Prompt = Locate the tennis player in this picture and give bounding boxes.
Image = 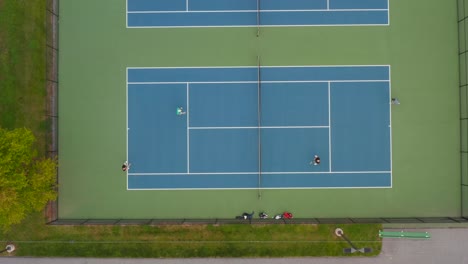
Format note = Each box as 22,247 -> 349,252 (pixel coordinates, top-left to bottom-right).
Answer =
177,107 -> 186,115
310,155 -> 320,166
122,161 -> 131,171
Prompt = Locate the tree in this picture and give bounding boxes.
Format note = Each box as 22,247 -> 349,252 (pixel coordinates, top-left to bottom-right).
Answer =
0,127 -> 57,230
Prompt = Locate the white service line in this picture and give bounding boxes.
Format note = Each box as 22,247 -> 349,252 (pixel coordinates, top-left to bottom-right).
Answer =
188,126 -> 329,130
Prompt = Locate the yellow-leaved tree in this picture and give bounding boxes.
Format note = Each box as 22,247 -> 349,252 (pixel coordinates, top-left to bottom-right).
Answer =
0,127 -> 57,231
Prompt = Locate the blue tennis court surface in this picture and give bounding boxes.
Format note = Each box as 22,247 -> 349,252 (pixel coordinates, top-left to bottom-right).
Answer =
127,0 -> 389,28
127,65 -> 392,190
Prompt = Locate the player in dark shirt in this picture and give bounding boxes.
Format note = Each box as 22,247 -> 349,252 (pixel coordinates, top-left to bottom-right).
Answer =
310,155 -> 320,166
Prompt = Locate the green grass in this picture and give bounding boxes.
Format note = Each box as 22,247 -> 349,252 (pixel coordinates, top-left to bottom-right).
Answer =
1,213 -> 381,257
0,0 -> 47,153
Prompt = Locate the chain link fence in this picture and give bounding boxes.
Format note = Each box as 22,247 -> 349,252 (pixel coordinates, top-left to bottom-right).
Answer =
458,0 -> 468,218
45,0 -> 59,223
47,217 -> 468,226
45,0 -> 468,225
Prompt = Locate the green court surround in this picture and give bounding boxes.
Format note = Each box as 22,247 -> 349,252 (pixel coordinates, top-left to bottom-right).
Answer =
58,0 -> 461,219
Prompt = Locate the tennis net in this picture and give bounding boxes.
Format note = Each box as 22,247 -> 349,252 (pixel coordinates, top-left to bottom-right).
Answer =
256,0 -> 261,37
257,55 -> 262,198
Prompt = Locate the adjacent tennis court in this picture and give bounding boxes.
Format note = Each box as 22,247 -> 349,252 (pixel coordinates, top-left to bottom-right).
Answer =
127,66 -> 391,190
127,0 -> 390,27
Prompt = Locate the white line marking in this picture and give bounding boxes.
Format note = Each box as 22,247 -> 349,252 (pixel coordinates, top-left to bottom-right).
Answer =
189,126 -> 329,130
128,80 -> 390,85
128,171 -> 391,176
127,10 -> 251,14
389,65 -> 393,188
387,0 -> 390,25
127,9 -> 388,14
127,24 -> 390,28
126,0 -> 128,28
126,65 -> 392,189
187,83 -> 190,173
327,0 -> 330,10
328,81 -> 332,172
129,82 -> 193,85
326,8 -> 388,12
126,67 -> 129,190
265,171 -> 391,174
127,65 -> 391,69
190,127 -> 258,130
128,186 -> 392,190
186,0 -> 189,12
126,65 -> 393,190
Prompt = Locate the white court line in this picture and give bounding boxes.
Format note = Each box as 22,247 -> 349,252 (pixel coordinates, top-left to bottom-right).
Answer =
265,171 -> 391,174
128,186 -> 391,191
127,9 -> 388,14
328,81 -> 332,172
327,0 -> 330,10
186,0 -> 189,12
389,65 -> 393,188
126,68 -> 129,190
126,65 -> 392,188
186,83 -> 190,173
127,65 -> 391,69
129,171 -> 391,176
128,10 -> 253,14
266,8 -> 389,12
260,65 -> 390,68
387,0 -> 391,25
127,24 -> 390,28
129,186 -> 392,191
128,80 -> 390,85
189,126 -> 329,130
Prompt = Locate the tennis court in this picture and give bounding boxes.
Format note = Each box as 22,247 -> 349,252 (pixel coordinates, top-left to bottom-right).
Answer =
58,0 -> 460,219
127,66 -> 391,190
127,0 -> 389,27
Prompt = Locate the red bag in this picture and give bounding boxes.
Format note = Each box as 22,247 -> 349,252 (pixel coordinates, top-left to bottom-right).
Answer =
283,212 -> 293,219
